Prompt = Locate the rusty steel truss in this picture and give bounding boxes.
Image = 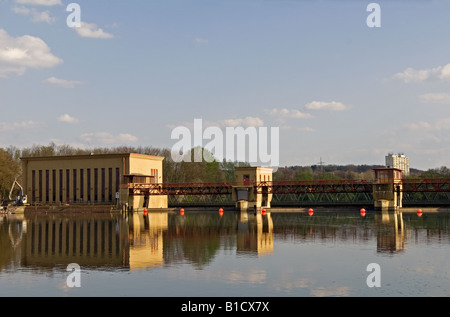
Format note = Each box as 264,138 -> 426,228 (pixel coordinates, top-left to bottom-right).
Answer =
127,178 -> 450,207
402,178 -> 450,206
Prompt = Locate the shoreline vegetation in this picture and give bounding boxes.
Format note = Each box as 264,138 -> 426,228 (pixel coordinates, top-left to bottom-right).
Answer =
1,142 -> 450,202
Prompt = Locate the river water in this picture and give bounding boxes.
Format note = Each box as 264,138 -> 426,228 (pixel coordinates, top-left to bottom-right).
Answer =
0,209 -> 449,298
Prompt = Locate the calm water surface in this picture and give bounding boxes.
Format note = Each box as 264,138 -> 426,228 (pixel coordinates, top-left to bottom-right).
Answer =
0,209 -> 449,297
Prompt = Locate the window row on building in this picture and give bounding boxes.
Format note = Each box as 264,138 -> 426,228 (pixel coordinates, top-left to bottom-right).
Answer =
30,167 -> 121,204
21,153 -> 167,209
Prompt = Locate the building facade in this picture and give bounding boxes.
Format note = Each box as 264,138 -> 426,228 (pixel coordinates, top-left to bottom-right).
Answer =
233,167 -> 273,210
385,153 -> 410,176
21,153 -> 167,209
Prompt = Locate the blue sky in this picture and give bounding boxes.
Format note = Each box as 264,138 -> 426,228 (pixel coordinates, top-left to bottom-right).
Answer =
1,0 -> 450,170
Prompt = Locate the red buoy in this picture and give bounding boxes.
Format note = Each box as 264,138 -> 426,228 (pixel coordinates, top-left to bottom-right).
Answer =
262,208 -> 266,216
180,208 -> 185,216
143,208 -> 148,216
219,208 -> 224,216
360,208 -> 366,217
417,209 -> 423,217
308,208 -> 314,216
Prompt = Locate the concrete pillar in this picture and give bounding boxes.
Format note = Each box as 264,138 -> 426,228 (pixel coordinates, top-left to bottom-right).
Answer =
373,168 -> 403,212
233,167 -> 273,212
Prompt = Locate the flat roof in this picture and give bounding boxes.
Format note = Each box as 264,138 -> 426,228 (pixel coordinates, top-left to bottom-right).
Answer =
20,153 -> 165,161
235,166 -> 273,171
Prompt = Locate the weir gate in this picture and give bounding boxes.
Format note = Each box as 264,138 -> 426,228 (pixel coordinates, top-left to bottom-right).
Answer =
127,168 -> 450,210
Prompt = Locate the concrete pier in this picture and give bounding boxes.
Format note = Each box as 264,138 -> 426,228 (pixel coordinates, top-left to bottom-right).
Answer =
372,168 -> 403,212
232,167 -> 273,212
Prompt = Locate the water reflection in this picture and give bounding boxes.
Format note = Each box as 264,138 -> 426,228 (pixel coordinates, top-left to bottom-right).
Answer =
236,211 -> 273,256
163,211 -> 273,269
375,211 -> 404,253
0,210 -> 449,273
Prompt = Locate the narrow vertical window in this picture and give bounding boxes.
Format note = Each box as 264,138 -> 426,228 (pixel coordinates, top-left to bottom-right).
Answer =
32,170 -> 36,203
94,168 -> 98,202
45,170 -> 49,203
108,168 -> 113,202
80,169 -> 84,202
115,168 -> 120,195
66,169 -> 70,203
73,169 -> 77,202
52,170 -> 56,202
38,170 -> 43,202
101,168 -> 106,202
87,168 -> 91,202
59,170 -> 63,203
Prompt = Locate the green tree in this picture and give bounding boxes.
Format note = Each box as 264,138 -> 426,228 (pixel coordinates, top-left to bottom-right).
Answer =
294,167 -> 314,181
0,148 -> 21,201
420,166 -> 450,178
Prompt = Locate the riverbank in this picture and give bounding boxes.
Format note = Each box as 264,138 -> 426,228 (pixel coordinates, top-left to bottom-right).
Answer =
23,204 -> 116,215
14,204 -> 450,215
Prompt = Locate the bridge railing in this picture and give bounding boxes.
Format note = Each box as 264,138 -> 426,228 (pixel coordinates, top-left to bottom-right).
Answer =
126,178 -> 450,196
401,178 -> 450,192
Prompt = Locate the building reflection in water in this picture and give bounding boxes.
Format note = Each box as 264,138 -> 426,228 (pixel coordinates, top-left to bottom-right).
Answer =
128,212 -> 167,270
1,210 -> 448,272
375,210 -> 405,253
12,212 -> 170,271
236,211 -> 273,256
21,214 -> 129,269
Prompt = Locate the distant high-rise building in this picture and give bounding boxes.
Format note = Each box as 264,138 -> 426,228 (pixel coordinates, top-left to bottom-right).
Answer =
385,153 -> 410,176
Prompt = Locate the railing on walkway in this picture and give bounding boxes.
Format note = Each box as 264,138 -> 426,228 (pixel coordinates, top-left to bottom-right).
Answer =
127,178 -> 450,207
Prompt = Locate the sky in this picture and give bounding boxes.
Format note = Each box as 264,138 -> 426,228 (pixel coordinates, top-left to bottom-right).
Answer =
1,0 -> 450,171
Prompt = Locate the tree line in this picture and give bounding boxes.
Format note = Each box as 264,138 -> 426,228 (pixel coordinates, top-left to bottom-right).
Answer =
0,143 -> 247,200
1,142 -> 449,200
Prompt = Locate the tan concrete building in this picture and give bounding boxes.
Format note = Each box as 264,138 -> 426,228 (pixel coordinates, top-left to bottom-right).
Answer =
233,167 -> 273,210
372,168 -> 403,211
21,153 -> 167,210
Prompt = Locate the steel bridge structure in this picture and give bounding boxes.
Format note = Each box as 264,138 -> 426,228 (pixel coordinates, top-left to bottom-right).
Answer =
127,178 -> 450,207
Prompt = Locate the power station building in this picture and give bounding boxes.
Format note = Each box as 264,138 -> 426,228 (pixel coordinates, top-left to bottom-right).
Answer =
21,153 -> 167,210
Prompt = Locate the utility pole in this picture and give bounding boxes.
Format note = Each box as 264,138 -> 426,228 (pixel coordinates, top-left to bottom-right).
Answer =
317,157 -> 326,175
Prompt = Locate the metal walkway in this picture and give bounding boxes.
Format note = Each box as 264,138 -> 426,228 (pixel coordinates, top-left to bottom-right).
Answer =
127,178 -> 450,207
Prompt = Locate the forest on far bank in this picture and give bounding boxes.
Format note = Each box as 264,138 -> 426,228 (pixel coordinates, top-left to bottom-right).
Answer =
1,143 -> 449,200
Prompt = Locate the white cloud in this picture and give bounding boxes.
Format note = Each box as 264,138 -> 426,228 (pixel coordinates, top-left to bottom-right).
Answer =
80,132 -> 138,145
74,22 -> 114,39
267,108 -> 313,119
221,116 -> 264,128
44,77 -> 84,88
436,118 -> 450,130
406,121 -> 431,131
394,63 -> 450,83
405,118 -> 450,131
419,93 -> 450,105
58,114 -> 79,124
0,29 -> 62,77
0,120 -> 43,131
12,6 -> 55,23
117,133 -> 139,143
195,37 -> 208,43
14,0 -> 62,6
305,101 -> 349,111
